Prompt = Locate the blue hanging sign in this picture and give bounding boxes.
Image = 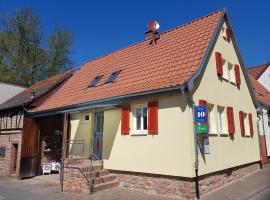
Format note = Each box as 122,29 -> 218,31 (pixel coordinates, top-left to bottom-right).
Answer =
194,106 -> 208,123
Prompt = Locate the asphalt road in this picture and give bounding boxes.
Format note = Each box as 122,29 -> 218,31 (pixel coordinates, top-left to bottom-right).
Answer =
0,177 -> 64,200
0,176 -> 180,200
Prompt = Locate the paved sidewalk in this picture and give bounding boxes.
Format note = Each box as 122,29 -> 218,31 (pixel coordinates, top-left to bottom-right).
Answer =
202,164 -> 270,200
1,165 -> 270,200
0,176 -> 181,200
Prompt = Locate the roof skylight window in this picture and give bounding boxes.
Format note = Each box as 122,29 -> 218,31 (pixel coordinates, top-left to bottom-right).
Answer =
88,75 -> 103,87
105,71 -> 121,84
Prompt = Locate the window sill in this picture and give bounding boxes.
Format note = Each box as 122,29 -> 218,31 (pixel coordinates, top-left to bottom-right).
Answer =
80,121 -> 89,124
219,132 -> 229,136
209,132 -> 218,136
131,132 -> 148,136
222,77 -> 229,82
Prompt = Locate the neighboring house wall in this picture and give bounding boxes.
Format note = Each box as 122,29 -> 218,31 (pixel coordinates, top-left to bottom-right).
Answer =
0,82 -> 25,104
258,107 -> 270,156
69,94 -> 195,177
193,21 -> 260,176
258,65 -> 270,91
0,111 -> 24,176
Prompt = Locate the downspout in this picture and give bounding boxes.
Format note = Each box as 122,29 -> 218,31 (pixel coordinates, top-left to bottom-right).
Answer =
259,106 -> 268,165
261,107 -> 267,141
256,107 -> 263,169
181,85 -> 200,199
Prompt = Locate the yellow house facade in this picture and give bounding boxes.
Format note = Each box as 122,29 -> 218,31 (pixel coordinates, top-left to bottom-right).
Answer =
67,20 -> 260,178
30,10 -> 261,199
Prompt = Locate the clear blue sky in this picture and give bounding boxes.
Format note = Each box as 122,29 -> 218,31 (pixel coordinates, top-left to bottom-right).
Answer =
1,0 -> 269,68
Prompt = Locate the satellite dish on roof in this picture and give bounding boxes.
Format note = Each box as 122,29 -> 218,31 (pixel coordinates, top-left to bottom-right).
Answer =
147,20 -> 160,32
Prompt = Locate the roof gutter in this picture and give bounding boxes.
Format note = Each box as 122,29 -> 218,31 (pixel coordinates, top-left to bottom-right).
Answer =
30,85 -> 182,118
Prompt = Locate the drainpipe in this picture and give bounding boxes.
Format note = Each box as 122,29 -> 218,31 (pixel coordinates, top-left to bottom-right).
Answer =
181,86 -> 200,199
260,107 -> 267,143
256,107 -> 263,169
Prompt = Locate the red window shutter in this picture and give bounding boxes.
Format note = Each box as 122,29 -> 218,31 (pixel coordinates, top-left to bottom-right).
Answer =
121,105 -> 130,135
226,27 -> 231,42
148,101 -> 158,134
215,52 -> 223,76
248,113 -> 254,137
239,111 -> 245,136
234,64 -> 241,86
199,99 -> 208,106
226,107 -> 235,134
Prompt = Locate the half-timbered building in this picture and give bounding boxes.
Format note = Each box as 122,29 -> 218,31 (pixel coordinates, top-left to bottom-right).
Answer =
0,71 -> 73,177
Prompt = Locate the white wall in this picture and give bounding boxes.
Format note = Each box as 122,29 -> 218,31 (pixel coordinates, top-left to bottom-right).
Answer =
258,65 -> 270,91
259,107 -> 270,156
0,82 -> 25,104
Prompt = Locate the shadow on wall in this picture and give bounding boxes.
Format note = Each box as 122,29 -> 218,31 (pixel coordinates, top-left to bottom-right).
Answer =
69,113 -> 92,158
158,94 -> 189,113
103,109 -> 121,160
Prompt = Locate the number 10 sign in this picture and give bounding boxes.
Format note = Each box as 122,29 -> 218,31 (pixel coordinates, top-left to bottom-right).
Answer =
194,106 -> 208,123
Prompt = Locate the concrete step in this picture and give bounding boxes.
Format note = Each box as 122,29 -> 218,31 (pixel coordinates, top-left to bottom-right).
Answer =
94,180 -> 119,192
86,169 -> 109,178
93,174 -> 117,184
91,163 -> 103,171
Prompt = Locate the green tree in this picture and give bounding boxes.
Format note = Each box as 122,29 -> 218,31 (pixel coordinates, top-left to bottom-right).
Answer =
46,27 -> 73,77
0,8 -> 73,86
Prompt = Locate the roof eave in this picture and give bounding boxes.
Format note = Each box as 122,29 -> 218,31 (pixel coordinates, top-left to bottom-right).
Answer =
186,10 -> 225,91
29,85 -> 182,118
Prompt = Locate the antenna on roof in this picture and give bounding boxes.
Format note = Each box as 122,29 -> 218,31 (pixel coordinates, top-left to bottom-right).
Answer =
145,20 -> 160,45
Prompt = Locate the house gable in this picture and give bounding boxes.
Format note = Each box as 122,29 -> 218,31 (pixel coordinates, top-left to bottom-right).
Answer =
192,16 -> 260,175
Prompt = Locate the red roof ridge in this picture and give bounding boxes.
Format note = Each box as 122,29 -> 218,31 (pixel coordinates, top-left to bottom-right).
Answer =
248,61 -> 270,69
248,61 -> 270,79
80,9 -> 225,68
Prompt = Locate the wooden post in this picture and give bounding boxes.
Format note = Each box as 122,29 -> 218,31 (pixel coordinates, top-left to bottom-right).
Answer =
61,113 -> 69,192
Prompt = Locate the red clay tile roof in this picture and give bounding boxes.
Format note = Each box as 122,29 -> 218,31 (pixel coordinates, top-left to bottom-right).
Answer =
30,10 -> 224,113
0,71 -> 73,111
248,74 -> 270,106
248,62 -> 269,80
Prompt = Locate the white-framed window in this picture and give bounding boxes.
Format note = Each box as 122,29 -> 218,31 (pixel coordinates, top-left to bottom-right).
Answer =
221,60 -> 235,84
222,59 -> 228,80
81,113 -> 90,124
217,106 -> 227,134
244,113 -> 250,136
208,104 -> 217,134
132,105 -> 148,134
228,62 -> 235,83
